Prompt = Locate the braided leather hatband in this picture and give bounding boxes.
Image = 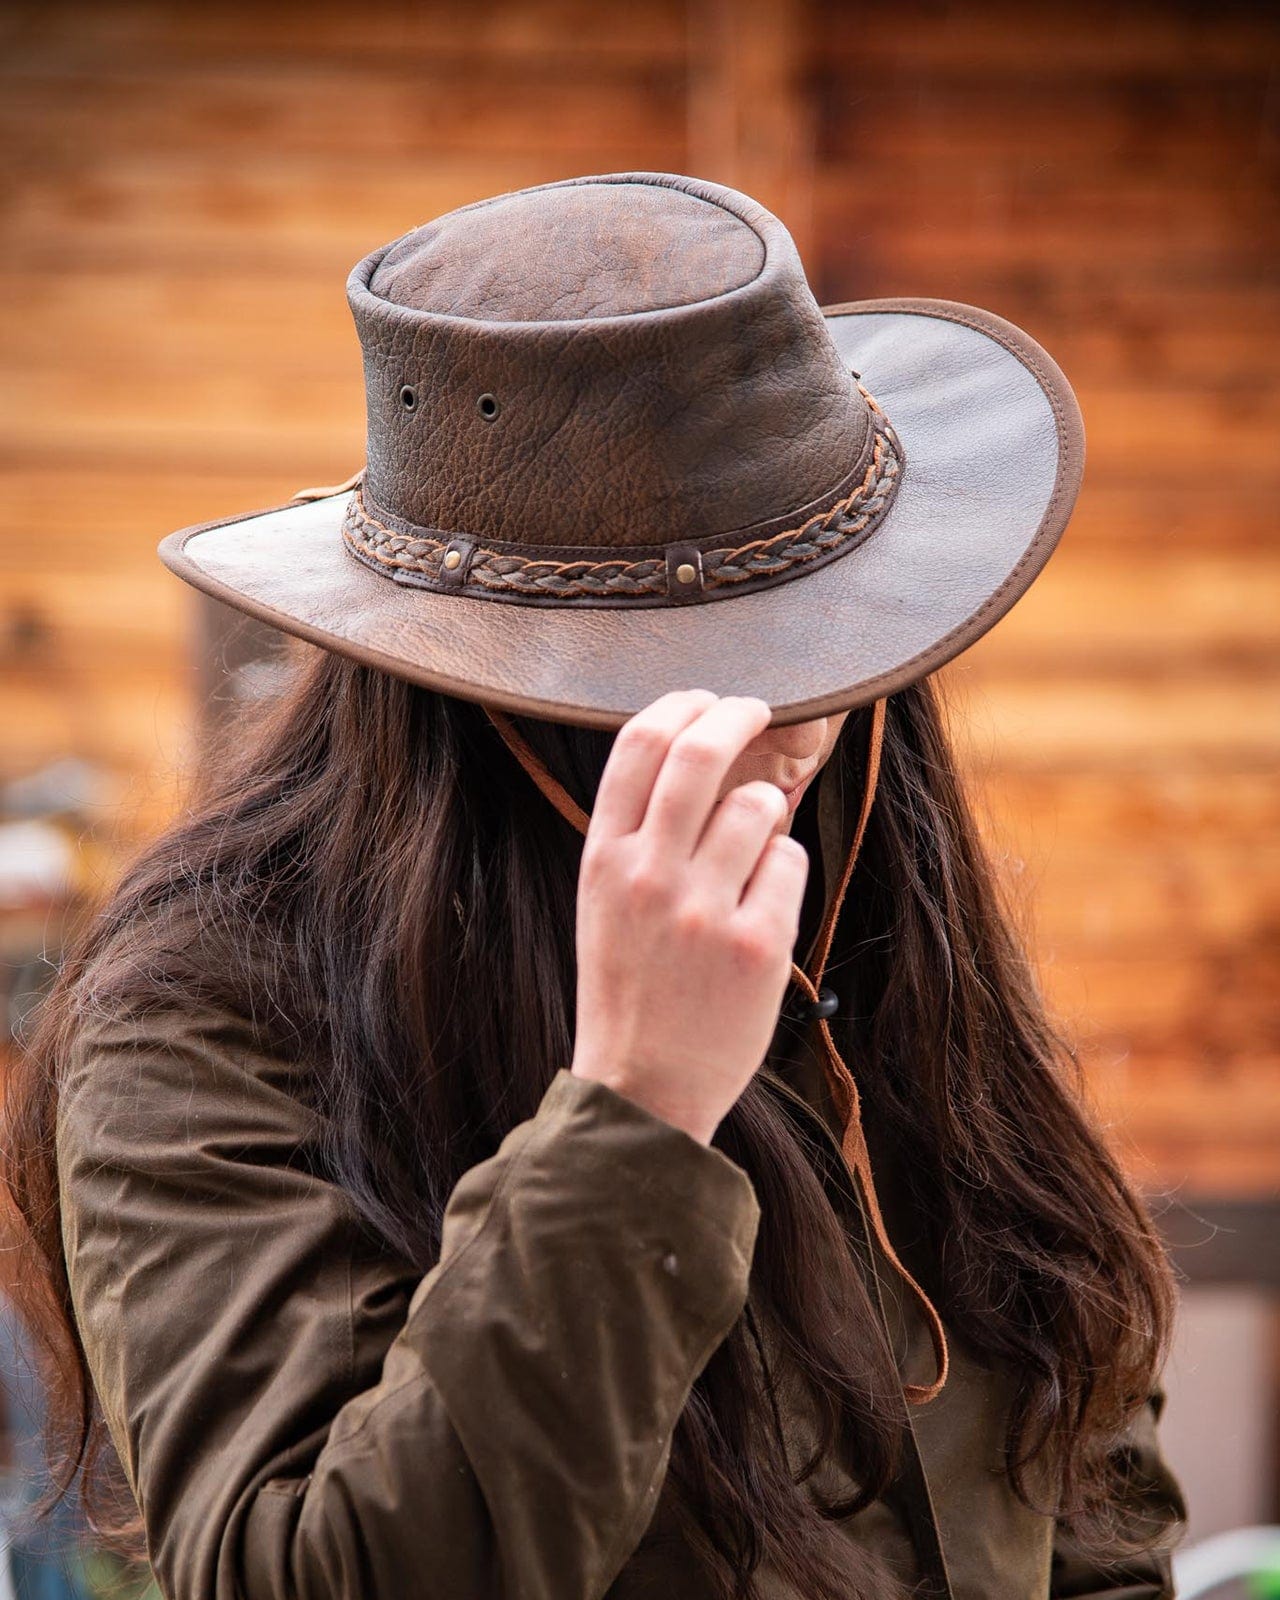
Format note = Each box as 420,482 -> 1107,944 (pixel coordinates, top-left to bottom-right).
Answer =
339,382 -> 905,608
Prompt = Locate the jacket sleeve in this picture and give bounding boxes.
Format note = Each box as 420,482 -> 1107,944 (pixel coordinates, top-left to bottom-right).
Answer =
55,1004 -> 760,1600
1049,1388 -> 1188,1600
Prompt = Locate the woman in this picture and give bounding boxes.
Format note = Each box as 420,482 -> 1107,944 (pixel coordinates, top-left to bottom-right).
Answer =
3,173 -> 1185,1600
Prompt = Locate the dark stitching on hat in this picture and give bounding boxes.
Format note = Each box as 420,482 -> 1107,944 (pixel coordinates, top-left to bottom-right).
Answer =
342,386 -> 902,604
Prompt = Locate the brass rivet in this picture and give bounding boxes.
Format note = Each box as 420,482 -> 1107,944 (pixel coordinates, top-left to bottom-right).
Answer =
443,549 -> 462,571
676,562 -> 697,584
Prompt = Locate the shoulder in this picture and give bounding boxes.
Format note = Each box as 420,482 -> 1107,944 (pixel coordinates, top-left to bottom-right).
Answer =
52,997 -> 419,1559
56,996 -> 324,1183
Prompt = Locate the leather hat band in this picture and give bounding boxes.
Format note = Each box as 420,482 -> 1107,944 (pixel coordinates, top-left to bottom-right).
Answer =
340,382 -> 904,609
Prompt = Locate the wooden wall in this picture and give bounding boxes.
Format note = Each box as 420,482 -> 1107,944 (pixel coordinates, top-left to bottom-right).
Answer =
1,0 -> 1276,1197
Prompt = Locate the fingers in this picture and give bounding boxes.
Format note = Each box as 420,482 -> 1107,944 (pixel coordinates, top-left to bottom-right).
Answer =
641,696 -> 774,858
693,779 -> 791,906
738,831 -> 810,941
588,689 -> 718,841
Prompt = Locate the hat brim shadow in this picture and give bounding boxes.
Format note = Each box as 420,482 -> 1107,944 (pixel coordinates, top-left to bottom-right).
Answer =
158,297 -> 1083,730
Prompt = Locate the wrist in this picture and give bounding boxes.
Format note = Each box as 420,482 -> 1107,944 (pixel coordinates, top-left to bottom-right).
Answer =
568,1062 -> 717,1146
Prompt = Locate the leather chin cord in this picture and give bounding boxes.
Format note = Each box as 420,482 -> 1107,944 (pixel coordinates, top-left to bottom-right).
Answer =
482,700 -> 949,1406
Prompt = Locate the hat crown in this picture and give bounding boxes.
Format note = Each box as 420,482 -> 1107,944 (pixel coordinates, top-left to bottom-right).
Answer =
346,172 -> 873,552
366,179 -> 765,323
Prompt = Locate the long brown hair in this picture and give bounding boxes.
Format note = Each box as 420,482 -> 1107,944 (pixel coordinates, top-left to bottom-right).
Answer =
2,647 -> 1176,1599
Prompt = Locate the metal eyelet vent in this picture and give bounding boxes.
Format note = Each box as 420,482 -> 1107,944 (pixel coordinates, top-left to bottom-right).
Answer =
399,384 -> 418,411
477,392 -> 499,420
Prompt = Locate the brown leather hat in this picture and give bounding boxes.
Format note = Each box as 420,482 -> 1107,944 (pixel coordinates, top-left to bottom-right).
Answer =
159,170 -> 1084,729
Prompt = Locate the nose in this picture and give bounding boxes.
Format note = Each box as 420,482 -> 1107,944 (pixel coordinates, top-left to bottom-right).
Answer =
752,717 -> 826,763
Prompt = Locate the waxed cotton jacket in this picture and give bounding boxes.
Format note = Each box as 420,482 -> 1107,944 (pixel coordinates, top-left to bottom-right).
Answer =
55,755 -> 1187,1600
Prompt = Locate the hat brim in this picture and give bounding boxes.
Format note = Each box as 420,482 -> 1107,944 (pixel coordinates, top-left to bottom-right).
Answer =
158,297 -> 1082,730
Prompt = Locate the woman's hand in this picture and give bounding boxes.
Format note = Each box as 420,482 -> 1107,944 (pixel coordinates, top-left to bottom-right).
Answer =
570,690 -> 810,1145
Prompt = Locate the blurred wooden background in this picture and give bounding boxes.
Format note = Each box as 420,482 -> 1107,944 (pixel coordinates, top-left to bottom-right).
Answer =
0,0 -> 1277,1202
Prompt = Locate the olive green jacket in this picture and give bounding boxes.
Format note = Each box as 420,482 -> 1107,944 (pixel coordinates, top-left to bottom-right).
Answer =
56,762 -> 1185,1599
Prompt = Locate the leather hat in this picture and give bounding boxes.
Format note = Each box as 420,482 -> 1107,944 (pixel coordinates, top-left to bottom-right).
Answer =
158,171 -> 1084,729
